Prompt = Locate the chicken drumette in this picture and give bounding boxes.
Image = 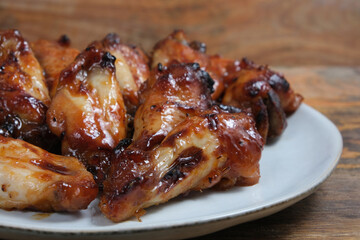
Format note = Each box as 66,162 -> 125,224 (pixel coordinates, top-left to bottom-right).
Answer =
93,33 -> 150,114
47,44 -> 127,185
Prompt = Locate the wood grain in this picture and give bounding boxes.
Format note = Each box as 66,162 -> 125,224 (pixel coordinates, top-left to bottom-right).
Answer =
1,0 -> 359,66
192,67 -> 360,239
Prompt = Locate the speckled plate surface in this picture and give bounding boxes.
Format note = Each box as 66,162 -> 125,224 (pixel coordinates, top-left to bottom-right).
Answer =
0,104 -> 342,240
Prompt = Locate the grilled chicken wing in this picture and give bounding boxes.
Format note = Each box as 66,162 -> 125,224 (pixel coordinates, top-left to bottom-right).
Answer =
0,135 -> 98,211
223,58 -> 303,115
100,63 -> 263,222
152,30 -> 229,100
133,62 -> 214,150
0,30 -> 57,150
47,45 -> 127,185
32,35 -> 80,98
152,31 -> 303,141
222,58 -> 303,140
93,33 -> 150,114
101,109 -> 263,222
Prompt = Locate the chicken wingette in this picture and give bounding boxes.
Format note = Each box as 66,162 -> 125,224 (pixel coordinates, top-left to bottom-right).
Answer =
0,135 -> 98,212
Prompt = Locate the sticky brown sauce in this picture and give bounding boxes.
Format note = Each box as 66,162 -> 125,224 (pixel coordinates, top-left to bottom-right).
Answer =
30,159 -> 71,175
160,146 -> 204,192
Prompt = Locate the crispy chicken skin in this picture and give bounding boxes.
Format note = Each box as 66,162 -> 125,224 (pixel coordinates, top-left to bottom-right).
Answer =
133,62 -> 214,150
32,35 -> 80,98
100,63 -> 263,222
0,30 -> 57,150
222,58 -> 303,140
152,30 -> 229,100
47,45 -> 127,185
0,136 -> 98,212
93,33 -> 150,114
223,58 -> 303,115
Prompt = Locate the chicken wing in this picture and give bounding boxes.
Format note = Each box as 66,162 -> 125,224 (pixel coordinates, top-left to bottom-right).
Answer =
223,58 -> 303,115
152,31 -> 303,141
47,45 -> 127,185
152,30 -> 229,100
100,63 -> 263,222
101,108 -> 263,222
32,35 -> 80,98
93,33 -> 150,114
222,58 -> 303,141
133,62 -> 214,150
0,30 -> 57,150
0,135 -> 98,212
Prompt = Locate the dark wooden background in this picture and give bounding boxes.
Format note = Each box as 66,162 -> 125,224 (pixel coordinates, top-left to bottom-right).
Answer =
1,0 -> 359,239
1,0 -> 359,66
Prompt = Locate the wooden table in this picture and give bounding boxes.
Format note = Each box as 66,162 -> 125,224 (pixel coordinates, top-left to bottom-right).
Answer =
1,0 -> 359,239
192,67 -> 360,239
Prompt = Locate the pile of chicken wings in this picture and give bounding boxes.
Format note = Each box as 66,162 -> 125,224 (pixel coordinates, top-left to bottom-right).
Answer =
0,29 -> 302,222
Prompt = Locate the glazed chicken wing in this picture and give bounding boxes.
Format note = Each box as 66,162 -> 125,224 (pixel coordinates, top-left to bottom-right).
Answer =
223,58 -> 303,115
152,31 -> 303,142
222,58 -> 303,140
100,63 -> 263,222
32,35 -> 80,98
0,30 -> 57,150
101,108 -> 263,222
93,33 -> 150,114
152,30 -> 229,100
0,135 -> 98,212
133,62 -> 214,150
47,45 -> 127,185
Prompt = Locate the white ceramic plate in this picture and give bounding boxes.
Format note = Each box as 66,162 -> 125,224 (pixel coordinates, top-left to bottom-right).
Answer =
0,104 -> 342,240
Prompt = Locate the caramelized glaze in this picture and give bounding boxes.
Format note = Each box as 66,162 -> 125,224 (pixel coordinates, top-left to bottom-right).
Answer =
223,58 -> 303,115
0,136 -> 98,212
0,30 -> 58,150
47,45 -> 127,185
93,33 -> 150,114
152,30 -> 229,100
152,30 -> 303,142
222,58 -> 303,141
32,35 -> 80,98
133,62 -> 214,150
